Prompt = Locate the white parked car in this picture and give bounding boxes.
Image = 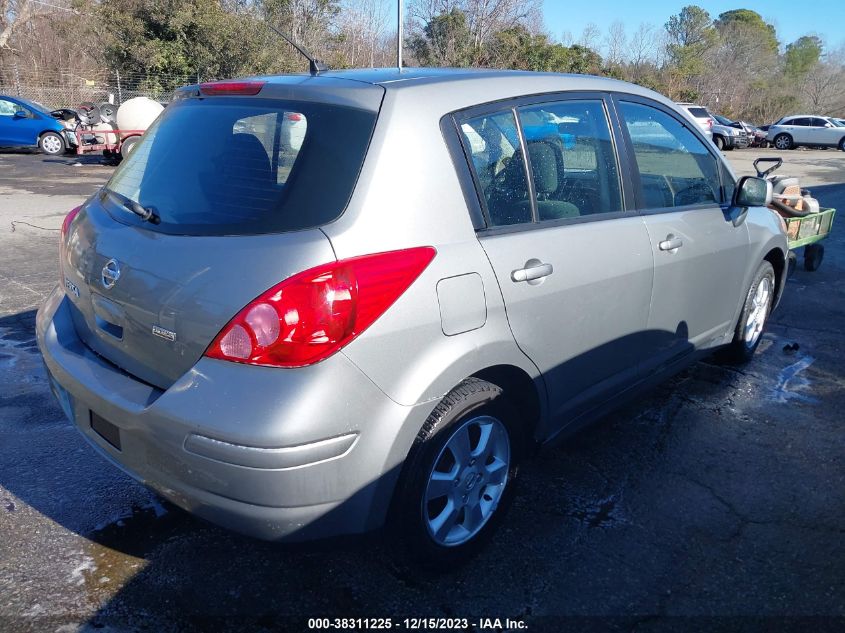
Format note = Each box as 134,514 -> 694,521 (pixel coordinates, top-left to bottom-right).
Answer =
676,103 -> 713,139
767,115 -> 845,151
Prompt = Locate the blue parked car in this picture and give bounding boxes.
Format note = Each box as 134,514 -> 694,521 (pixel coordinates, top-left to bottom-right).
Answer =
0,95 -> 74,155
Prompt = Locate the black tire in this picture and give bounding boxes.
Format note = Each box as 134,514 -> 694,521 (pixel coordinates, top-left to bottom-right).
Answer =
714,135 -> 725,151
719,261 -> 776,364
773,133 -> 793,151
787,251 -> 797,278
839,137 -> 845,151
120,135 -> 140,158
804,243 -> 824,271
390,378 -> 524,569
38,131 -> 65,155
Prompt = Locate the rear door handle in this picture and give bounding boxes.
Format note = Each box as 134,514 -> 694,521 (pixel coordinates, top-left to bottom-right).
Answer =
659,235 -> 684,251
511,260 -> 553,283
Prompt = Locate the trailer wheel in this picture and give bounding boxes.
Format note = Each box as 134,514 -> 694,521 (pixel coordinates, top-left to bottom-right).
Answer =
804,244 -> 824,272
120,135 -> 140,158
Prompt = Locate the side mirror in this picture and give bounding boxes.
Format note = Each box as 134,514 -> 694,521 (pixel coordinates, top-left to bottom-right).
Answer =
13,110 -> 27,118
734,175 -> 772,208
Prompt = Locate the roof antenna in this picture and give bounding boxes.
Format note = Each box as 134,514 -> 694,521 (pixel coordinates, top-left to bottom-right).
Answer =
266,23 -> 328,76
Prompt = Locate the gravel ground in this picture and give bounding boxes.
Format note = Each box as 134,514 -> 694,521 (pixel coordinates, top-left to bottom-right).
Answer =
0,148 -> 843,632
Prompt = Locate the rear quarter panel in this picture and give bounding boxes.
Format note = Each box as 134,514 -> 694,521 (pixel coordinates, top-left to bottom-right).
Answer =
323,86 -> 545,413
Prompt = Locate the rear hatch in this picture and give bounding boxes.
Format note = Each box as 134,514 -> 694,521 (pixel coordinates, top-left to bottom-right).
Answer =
61,80 -> 383,389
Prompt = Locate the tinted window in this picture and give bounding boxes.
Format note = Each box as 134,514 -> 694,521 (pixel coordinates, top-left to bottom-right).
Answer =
789,118 -> 809,126
620,101 -> 720,209
810,118 -> 829,127
687,107 -> 710,118
459,110 -> 531,227
517,100 -> 622,219
104,98 -> 376,236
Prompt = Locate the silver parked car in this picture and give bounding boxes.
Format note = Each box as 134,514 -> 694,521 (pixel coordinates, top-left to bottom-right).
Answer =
767,114 -> 845,150
37,69 -> 788,565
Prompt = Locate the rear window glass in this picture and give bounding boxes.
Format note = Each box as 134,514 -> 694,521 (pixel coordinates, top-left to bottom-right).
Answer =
103,97 -> 377,235
687,107 -> 710,118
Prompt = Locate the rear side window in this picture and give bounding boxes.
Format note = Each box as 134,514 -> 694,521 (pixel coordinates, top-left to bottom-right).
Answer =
0,99 -> 18,116
459,110 -> 531,227
619,101 -> 720,209
104,98 -> 377,235
517,99 -> 622,219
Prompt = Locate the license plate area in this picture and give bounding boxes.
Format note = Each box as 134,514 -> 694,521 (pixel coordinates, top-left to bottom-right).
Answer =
90,411 -> 122,450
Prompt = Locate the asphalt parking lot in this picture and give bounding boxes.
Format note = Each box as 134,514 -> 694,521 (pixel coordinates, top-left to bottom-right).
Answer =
1,147 -> 843,632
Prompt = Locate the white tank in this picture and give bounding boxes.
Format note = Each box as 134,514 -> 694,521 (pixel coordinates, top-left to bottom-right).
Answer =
91,122 -> 118,145
116,97 -> 164,132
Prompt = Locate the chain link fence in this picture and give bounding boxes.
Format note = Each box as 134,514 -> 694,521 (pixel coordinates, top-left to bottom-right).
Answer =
0,65 -> 205,110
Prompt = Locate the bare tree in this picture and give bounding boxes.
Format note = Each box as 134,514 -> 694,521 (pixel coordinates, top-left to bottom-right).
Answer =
337,0 -> 391,67
804,59 -> 845,115
579,22 -> 600,51
603,20 -> 625,67
463,0 -> 541,49
0,0 -> 70,51
405,0 -> 541,64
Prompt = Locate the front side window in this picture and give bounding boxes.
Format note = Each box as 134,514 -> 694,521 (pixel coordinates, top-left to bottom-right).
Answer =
517,100 -> 623,219
619,101 -> 720,209
459,110 -> 531,227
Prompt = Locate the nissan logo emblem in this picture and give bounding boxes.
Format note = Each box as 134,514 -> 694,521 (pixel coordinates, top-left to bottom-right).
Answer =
101,259 -> 121,290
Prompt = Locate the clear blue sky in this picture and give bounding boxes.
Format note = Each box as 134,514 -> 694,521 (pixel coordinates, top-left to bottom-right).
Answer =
543,0 -> 845,52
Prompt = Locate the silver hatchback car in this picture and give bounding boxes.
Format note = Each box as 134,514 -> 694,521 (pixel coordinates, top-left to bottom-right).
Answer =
37,69 -> 787,565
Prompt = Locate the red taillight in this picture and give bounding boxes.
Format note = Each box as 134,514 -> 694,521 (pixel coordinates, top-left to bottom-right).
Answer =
199,81 -> 265,96
286,112 -> 303,122
205,247 -> 437,367
61,206 -> 81,240
707,118 -> 714,129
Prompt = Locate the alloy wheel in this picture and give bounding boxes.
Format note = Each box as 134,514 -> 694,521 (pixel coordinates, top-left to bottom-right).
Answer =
744,276 -> 771,347
41,135 -> 62,154
423,415 -> 510,547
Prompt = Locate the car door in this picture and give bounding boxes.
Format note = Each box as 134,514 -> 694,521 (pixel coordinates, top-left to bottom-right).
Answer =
810,117 -> 836,145
0,98 -> 24,146
0,98 -> 41,146
455,95 -> 654,428
614,98 -> 750,372
790,118 -> 811,144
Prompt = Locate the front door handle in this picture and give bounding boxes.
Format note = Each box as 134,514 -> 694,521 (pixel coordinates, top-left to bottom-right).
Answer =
659,235 -> 684,251
511,260 -> 553,284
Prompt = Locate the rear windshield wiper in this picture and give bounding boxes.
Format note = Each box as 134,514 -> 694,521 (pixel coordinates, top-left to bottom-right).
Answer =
104,188 -> 161,225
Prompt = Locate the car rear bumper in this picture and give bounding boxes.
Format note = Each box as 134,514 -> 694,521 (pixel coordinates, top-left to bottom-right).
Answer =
36,285 -> 430,541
